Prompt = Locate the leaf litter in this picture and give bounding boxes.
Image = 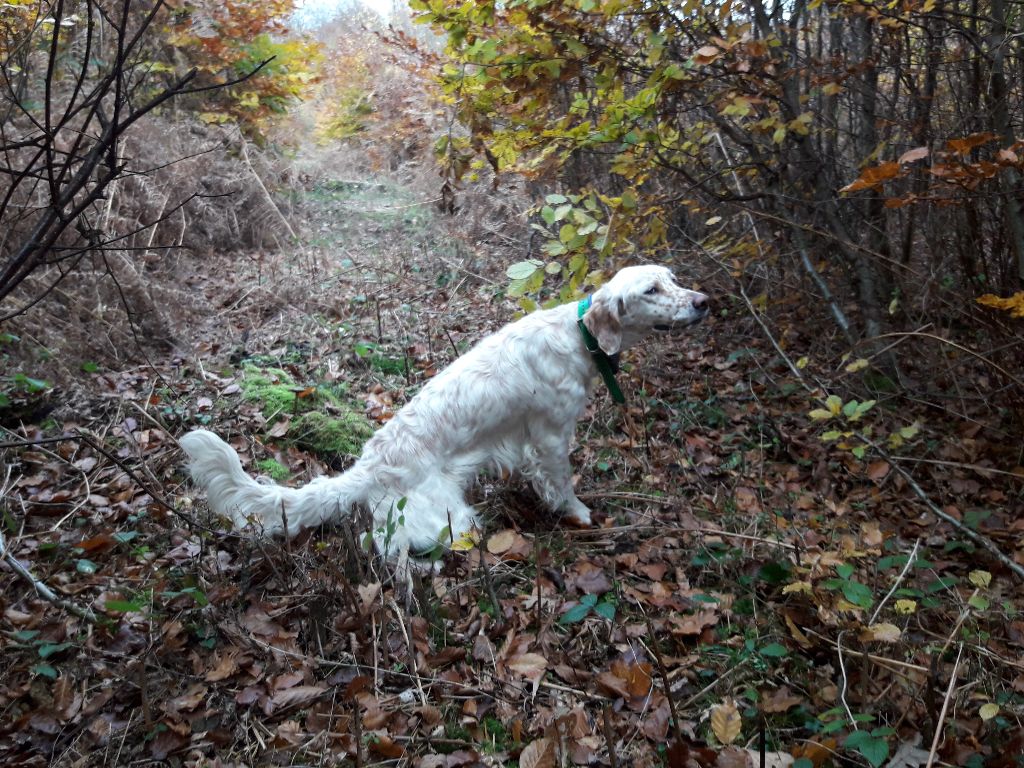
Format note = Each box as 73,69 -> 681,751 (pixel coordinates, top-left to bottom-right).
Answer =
2,177 -> 1024,767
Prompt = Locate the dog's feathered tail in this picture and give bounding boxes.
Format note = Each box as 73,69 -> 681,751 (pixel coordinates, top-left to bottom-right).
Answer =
179,429 -> 369,536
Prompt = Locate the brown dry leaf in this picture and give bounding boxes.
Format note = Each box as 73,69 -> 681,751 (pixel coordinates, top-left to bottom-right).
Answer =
369,734 -> 405,759
507,653 -> 548,681
519,737 -> 556,768
792,738 -> 837,766
898,146 -> 929,164
150,728 -> 189,760
859,622 -> 902,643
866,460 -> 891,482
205,652 -> 241,682
715,747 -> 753,768
669,609 -> 719,636
734,487 -> 762,513
358,581 -> 382,613
710,699 -> 742,745
267,416 -> 291,438
784,613 -> 813,648
612,659 -> 653,700
860,520 -> 885,547
570,560 -> 612,594
761,685 -> 803,713
270,685 -> 326,711
162,684 -> 208,715
487,529 -> 518,554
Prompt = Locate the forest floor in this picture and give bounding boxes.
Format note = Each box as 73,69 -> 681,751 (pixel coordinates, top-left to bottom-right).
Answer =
2,165 -> 1024,768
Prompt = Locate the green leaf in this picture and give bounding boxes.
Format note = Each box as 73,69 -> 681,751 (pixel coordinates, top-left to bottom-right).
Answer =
559,602 -> 594,624
849,399 -> 877,422
104,598 -> 146,613
38,642 -> 74,659
545,194 -> 568,204
844,730 -> 889,767
507,260 -> 543,280
32,664 -> 58,679
80,361 -> 100,373
76,559 -> 98,574
559,223 -> 578,243
835,563 -> 855,580
541,205 -> 556,225
594,601 -> 616,620
759,642 -> 789,657
842,580 -> 874,608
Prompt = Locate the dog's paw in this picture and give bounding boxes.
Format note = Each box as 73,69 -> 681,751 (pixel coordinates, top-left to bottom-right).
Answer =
562,499 -> 593,528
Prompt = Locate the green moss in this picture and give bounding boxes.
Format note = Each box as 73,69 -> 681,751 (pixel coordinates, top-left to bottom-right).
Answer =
291,410 -> 374,457
256,458 -> 290,482
238,365 -> 374,459
240,366 -> 301,421
369,354 -> 407,376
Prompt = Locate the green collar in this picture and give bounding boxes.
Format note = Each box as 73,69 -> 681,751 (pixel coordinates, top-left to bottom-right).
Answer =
577,296 -> 626,404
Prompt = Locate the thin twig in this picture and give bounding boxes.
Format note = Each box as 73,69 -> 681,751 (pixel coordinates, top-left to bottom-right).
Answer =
869,538 -> 920,625
924,644 -> 963,768
0,528 -> 97,623
861,436 -> 1024,583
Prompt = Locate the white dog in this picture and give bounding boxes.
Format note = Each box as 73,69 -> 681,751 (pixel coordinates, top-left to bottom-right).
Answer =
180,265 -> 708,557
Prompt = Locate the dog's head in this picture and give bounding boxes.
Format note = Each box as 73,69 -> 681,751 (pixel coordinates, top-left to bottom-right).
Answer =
582,265 -> 709,355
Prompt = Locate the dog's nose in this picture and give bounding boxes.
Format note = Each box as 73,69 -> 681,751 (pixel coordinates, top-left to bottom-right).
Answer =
693,294 -> 709,312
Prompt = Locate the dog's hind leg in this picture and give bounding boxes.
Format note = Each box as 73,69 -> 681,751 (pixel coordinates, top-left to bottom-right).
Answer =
368,477 -> 479,558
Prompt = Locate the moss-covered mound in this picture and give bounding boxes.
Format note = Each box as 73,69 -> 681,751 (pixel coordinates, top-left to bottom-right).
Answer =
240,365 -> 374,458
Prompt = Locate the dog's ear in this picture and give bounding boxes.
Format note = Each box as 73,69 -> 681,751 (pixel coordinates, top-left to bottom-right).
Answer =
583,296 -> 622,355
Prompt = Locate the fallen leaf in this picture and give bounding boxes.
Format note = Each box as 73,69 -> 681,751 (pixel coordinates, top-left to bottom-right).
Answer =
270,685 -> 326,711
519,737 -> 556,768
859,622 -> 901,643
507,653 -> 548,681
761,685 -> 803,713
710,699 -> 742,745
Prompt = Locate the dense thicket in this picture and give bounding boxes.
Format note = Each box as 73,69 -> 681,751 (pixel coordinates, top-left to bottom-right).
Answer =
412,0 -> 1024,346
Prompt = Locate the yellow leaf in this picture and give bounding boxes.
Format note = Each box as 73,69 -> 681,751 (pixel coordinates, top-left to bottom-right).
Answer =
796,356 -> 809,369
977,292 -> 1024,318
894,599 -> 917,615
845,358 -> 869,373
450,529 -> 481,551
710,699 -> 742,745
809,409 -> 834,421
969,570 -> 992,589
826,395 -> 843,416
783,580 -> 813,595
979,702 -> 1000,721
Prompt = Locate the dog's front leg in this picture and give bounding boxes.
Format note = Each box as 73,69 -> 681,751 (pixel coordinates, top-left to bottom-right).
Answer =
525,422 -> 592,526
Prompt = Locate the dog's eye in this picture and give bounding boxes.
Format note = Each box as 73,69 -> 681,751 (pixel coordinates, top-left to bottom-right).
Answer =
644,285 -> 660,295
